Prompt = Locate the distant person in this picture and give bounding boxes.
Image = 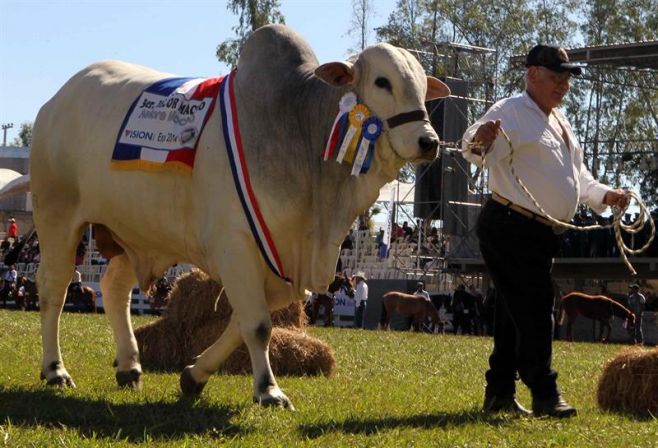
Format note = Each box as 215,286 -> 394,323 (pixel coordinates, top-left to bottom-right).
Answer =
414,282 -> 431,302
75,240 -> 86,266
402,221 -> 413,239
353,272 -> 368,329
1,264 -> 17,304
341,230 -> 354,251
0,238 -> 11,254
6,218 -> 18,243
627,284 -> 646,344
68,267 -> 82,297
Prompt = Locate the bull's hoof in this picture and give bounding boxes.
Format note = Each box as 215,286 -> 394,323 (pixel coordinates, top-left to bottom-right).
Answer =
43,374 -> 76,388
180,366 -> 206,396
40,364 -> 76,388
253,389 -> 296,411
116,369 -> 142,389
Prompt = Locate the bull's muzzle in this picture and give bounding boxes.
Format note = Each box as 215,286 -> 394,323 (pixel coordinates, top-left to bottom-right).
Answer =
418,136 -> 439,159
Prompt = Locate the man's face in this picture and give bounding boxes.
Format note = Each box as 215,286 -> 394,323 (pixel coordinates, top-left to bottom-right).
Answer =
528,66 -> 571,111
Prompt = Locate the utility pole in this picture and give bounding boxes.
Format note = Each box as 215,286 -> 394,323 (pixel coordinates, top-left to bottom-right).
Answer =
1,123 -> 14,146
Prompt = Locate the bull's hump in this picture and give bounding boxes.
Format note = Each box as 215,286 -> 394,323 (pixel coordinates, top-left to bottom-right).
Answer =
84,60 -> 175,83
238,24 -> 318,70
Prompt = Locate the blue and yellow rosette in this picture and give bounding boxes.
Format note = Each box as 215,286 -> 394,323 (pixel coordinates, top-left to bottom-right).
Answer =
351,116 -> 383,175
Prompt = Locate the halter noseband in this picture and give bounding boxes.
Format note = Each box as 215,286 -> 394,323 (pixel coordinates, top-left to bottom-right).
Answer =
386,109 -> 430,129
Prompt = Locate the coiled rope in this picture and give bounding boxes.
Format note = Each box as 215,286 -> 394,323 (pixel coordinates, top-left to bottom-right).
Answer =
480,127 -> 655,276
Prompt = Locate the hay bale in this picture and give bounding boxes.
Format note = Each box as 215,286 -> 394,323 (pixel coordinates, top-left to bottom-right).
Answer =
597,346 -> 658,416
135,270 -> 334,376
221,327 -> 335,377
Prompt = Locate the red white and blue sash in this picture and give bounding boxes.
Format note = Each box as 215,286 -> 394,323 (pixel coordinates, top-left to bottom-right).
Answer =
219,71 -> 291,284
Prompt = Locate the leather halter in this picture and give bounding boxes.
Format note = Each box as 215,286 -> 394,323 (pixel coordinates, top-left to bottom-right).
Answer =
386,109 -> 430,129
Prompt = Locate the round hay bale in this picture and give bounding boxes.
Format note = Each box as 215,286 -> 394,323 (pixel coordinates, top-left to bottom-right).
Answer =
597,346 -> 658,416
221,327 -> 336,377
135,270 -> 334,376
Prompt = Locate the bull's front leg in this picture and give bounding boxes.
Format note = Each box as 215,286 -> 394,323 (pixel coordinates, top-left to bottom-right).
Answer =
181,251 -> 294,409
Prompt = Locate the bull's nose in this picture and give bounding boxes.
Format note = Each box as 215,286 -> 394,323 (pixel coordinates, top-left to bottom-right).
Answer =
418,136 -> 439,154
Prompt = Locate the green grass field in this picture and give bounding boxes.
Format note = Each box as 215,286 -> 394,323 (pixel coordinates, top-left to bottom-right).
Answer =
0,309 -> 655,447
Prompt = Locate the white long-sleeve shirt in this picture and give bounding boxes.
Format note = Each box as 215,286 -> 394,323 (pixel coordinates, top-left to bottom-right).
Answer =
461,92 -> 611,222
354,281 -> 368,307
415,289 -> 431,301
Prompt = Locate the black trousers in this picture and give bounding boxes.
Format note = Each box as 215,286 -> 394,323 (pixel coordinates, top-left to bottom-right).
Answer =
477,200 -> 560,399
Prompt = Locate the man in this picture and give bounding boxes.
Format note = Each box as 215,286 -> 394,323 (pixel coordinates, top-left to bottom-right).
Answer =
461,44 -> 630,418
1,264 -> 17,304
414,282 -> 431,302
68,267 -> 82,296
6,218 -> 17,244
353,271 -> 368,329
627,284 -> 646,344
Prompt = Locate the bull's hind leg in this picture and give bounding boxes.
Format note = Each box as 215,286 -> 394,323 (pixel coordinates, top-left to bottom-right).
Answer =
35,222 -> 85,387
99,253 -> 142,388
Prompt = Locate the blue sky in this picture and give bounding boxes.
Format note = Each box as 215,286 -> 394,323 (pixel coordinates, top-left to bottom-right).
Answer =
0,0 -> 397,137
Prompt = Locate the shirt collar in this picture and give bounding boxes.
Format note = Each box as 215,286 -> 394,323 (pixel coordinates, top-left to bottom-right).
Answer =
521,91 -> 550,118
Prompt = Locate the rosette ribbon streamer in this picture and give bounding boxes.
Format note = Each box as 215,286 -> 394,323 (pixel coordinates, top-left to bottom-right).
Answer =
337,103 -> 370,163
322,92 -> 356,161
323,92 -> 384,175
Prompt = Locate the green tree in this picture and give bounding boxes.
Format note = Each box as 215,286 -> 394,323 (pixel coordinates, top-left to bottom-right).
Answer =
574,0 -> 658,206
216,0 -> 285,67
347,0 -> 376,53
11,122 -> 32,147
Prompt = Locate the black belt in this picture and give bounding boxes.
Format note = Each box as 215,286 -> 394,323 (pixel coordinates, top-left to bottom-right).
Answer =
491,192 -> 553,227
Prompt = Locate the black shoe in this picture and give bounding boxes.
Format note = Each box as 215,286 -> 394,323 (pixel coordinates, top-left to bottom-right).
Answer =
532,394 -> 578,418
483,394 -> 531,415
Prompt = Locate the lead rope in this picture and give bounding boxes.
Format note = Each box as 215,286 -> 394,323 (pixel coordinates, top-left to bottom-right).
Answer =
482,127 -> 655,276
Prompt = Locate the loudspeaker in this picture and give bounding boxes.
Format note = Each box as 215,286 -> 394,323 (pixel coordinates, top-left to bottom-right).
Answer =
414,77 -> 469,236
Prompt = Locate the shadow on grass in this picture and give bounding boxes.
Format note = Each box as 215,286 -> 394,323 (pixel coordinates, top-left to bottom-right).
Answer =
0,386 -> 248,442
299,407 -> 514,438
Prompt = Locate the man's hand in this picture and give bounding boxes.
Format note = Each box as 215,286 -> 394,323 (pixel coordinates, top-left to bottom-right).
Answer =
603,189 -> 631,209
468,119 -> 501,155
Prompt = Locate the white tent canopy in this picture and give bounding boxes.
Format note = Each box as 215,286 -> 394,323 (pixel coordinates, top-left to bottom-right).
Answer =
0,168 -> 22,190
377,180 -> 415,204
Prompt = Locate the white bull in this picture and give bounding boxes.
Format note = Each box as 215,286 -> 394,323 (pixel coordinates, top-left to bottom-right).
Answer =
16,25 -> 449,409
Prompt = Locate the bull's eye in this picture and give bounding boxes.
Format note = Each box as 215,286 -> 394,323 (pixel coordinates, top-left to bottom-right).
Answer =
375,77 -> 392,92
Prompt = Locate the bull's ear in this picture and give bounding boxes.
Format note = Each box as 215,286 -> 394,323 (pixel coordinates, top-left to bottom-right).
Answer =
426,76 -> 450,100
315,62 -> 355,87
